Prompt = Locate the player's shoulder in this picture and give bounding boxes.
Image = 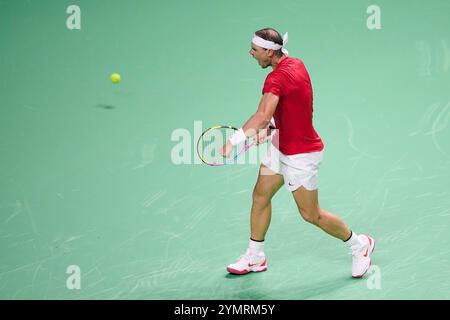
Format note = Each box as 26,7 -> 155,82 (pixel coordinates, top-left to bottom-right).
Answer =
282,56 -> 304,67
275,57 -> 303,72
266,57 -> 301,78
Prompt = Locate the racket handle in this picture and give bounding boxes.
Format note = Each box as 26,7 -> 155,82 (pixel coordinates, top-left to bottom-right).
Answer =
233,141 -> 255,160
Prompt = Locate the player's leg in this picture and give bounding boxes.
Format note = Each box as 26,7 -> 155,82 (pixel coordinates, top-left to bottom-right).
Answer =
291,186 -> 375,278
291,186 -> 350,240
227,164 -> 283,275
251,164 -> 284,241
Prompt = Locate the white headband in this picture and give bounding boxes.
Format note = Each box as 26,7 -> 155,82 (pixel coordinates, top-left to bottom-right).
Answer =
252,32 -> 289,55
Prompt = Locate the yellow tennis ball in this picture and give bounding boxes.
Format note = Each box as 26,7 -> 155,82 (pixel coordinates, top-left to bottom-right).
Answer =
110,73 -> 121,84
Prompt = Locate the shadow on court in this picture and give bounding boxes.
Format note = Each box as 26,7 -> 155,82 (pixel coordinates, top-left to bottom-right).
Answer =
95,103 -> 116,110
223,273 -> 356,300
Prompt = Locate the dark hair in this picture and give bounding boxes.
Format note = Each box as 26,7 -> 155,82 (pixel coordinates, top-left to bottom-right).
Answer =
255,28 -> 283,57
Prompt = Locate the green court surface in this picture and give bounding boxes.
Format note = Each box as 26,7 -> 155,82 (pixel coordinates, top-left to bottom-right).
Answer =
1,0 -> 449,300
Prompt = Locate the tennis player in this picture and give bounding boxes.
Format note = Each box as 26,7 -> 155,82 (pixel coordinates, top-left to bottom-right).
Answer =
220,28 -> 375,278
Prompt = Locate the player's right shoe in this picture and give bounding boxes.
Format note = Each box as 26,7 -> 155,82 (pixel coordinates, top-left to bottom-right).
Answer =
226,249 -> 267,275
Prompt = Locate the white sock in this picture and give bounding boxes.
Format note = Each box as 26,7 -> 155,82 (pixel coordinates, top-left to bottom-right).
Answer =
344,231 -> 361,247
249,239 -> 265,256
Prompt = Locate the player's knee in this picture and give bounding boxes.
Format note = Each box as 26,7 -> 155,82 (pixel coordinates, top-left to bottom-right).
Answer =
252,187 -> 270,205
300,209 -> 321,225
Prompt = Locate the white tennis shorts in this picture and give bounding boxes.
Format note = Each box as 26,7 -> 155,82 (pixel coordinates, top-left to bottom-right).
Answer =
261,144 -> 323,192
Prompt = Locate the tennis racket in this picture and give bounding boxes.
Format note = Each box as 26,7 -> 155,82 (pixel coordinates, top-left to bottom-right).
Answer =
196,124 -> 275,166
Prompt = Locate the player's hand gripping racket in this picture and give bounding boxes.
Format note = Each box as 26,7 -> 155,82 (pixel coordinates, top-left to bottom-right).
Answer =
196,124 -> 275,166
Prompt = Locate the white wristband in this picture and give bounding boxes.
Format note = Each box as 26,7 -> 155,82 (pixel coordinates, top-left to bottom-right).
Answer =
229,128 -> 246,146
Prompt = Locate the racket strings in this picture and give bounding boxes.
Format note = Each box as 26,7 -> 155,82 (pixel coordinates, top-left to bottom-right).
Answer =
198,127 -> 247,166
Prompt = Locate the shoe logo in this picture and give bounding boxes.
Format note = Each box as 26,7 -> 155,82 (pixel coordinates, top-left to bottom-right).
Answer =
363,247 -> 369,257
248,259 -> 266,267
363,236 -> 372,257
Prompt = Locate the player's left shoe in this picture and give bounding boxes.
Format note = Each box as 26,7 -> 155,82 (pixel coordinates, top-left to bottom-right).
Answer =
350,234 -> 376,278
226,249 -> 267,275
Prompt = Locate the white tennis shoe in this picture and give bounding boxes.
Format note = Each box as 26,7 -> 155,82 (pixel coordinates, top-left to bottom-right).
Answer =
350,234 -> 376,278
226,249 -> 267,275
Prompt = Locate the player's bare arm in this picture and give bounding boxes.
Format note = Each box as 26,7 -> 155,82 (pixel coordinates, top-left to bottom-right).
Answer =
219,93 -> 279,157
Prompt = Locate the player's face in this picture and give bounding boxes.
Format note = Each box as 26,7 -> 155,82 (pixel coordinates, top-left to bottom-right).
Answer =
249,44 -> 270,68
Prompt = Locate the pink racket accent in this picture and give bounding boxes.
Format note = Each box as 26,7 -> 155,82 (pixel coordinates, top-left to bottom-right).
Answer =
207,141 -> 256,166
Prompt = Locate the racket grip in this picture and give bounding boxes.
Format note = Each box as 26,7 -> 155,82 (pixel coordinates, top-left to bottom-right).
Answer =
233,142 -> 254,160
